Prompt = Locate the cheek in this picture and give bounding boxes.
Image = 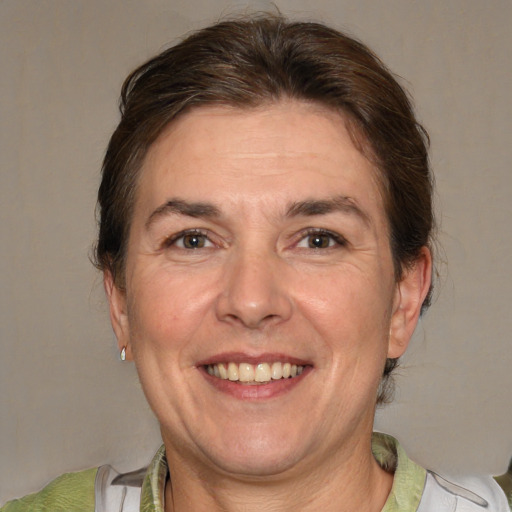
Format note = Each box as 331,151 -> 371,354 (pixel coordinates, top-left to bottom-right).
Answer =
293,267 -> 395,368
126,266 -> 217,352
296,265 -> 394,327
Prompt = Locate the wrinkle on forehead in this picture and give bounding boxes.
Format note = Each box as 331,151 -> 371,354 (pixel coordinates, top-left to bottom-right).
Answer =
137,99 -> 387,232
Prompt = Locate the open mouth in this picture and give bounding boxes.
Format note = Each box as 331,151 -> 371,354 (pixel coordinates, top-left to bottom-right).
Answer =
205,362 -> 306,385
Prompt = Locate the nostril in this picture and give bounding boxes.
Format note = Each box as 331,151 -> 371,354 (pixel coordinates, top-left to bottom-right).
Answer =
222,310 -> 287,330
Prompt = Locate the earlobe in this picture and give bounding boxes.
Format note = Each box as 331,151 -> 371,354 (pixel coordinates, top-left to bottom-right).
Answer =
388,247 -> 432,359
103,271 -> 133,361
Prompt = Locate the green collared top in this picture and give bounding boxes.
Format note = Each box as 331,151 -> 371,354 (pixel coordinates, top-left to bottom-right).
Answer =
2,434 -> 509,511
137,433 -> 427,512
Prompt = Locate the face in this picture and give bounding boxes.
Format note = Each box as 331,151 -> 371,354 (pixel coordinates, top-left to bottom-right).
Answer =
107,101 -> 429,478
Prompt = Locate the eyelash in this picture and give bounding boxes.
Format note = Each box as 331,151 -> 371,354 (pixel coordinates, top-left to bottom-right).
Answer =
161,228 -> 347,251
162,229 -> 212,250
296,228 -> 347,250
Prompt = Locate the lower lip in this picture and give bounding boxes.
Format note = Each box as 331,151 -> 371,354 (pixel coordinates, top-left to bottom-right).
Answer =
201,366 -> 311,400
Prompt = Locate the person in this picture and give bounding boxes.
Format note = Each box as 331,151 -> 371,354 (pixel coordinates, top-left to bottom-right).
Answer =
2,13 -> 510,512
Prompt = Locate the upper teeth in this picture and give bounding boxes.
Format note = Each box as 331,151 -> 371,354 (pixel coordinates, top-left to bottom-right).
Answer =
206,362 -> 304,383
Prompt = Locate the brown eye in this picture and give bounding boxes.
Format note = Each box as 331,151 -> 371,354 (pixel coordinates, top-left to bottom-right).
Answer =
161,229 -> 216,253
296,230 -> 346,250
182,233 -> 207,249
307,233 -> 331,249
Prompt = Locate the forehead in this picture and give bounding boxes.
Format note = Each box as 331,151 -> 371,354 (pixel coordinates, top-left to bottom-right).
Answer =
136,100 -> 386,224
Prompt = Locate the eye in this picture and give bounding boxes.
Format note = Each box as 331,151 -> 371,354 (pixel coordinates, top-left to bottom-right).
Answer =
296,229 -> 345,249
164,230 -> 213,250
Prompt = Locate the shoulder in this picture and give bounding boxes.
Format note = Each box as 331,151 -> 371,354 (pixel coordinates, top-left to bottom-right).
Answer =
1,447 -> 166,512
373,433 -> 511,512
418,471 -> 511,511
1,467 -> 97,512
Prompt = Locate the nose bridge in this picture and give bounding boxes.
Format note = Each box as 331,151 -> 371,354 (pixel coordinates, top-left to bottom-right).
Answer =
216,242 -> 292,329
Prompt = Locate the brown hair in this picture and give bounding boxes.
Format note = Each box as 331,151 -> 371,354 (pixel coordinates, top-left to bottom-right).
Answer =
95,14 -> 434,402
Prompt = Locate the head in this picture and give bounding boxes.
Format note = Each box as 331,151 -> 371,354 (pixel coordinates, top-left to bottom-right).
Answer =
95,14 -> 434,405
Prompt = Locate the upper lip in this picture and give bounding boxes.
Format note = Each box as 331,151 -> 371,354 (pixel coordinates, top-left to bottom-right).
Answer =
196,352 -> 313,367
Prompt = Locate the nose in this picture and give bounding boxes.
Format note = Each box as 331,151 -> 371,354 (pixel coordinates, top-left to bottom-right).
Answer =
215,249 -> 293,329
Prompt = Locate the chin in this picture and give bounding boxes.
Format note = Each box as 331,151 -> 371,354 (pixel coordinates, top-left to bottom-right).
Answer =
192,422 -> 316,478
207,443 -> 307,478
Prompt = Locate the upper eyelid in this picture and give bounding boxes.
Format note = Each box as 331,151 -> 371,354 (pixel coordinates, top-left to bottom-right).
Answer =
296,228 -> 347,242
159,226 -> 347,248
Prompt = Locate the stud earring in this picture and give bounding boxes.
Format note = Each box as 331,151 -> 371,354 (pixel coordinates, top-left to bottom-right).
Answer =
120,347 -> 127,361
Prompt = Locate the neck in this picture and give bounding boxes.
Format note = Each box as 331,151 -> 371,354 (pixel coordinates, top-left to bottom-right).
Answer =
164,433 -> 393,512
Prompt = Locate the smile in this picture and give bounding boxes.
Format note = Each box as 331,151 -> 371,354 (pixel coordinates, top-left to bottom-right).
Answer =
205,362 -> 305,384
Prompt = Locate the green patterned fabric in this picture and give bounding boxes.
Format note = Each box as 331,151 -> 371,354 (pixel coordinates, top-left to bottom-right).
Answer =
141,445 -> 167,512
3,434 -> 509,511
373,433 -> 426,512
1,467 -> 97,512
140,433 -> 427,512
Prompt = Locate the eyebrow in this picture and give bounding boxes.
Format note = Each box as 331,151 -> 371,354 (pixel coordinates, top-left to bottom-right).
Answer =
145,199 -> 221,229
145,195 -> 371,229
285,196 -> 371,225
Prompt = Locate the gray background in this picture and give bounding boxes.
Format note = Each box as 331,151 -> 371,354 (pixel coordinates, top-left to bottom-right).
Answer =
1,0 -> 511,503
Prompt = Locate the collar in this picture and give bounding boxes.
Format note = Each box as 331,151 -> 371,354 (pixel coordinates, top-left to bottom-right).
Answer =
140,445 -> 167,512
373,432 -> 427,512
141,433 -> 426,512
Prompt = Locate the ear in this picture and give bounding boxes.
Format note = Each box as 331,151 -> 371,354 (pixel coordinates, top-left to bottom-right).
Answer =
388,247 -> 432,359
104,270 -> 133,361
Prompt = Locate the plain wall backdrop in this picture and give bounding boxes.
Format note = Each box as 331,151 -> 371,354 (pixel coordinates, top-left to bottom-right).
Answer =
1,0 -> 511,502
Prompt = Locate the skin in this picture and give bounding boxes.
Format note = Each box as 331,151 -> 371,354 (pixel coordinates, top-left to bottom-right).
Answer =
105,100 -> 431,511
